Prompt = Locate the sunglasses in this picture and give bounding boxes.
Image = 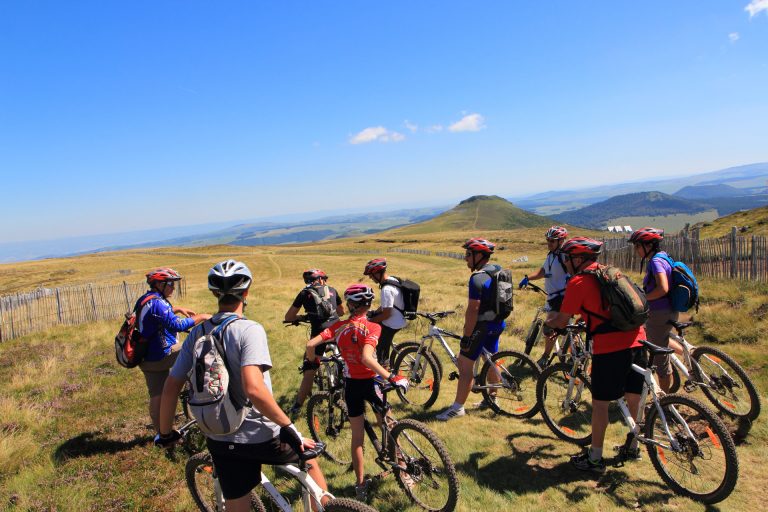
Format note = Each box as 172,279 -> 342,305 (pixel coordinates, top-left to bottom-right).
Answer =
164,280 -> 176,287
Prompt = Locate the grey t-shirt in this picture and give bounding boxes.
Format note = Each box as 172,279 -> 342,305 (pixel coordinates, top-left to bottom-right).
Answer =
170,312 -> 280,444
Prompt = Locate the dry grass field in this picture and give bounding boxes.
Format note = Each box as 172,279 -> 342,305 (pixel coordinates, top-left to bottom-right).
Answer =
0,230 -> 765,511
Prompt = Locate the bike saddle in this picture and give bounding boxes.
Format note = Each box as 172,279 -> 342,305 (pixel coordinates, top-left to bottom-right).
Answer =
667,320 -> 693,330
299,442 -> 326,461
639,339 -> 675,356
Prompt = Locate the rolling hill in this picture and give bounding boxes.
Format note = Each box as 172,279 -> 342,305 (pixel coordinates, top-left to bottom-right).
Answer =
384,195 -> 553,235
693,205 -> 768,238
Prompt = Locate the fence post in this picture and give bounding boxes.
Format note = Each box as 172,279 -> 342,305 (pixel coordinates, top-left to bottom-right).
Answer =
751,236 -> 757,281
122,281 -> 131,309
55,288 -> 63,324
0,300 -> 4,342
89,284 -> 98,321
730,227 -> 737,279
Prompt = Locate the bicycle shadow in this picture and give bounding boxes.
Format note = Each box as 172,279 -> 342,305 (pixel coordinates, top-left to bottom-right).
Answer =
53,431 -> 152,464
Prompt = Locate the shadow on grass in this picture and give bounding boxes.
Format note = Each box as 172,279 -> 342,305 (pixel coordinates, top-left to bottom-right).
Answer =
53,431 -> 152,464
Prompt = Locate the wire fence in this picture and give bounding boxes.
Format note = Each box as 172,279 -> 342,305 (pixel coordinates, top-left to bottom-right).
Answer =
0,280 -> 186,342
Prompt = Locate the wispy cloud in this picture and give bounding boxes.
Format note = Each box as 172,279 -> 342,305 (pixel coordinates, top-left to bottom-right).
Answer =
404,120 -> 418,133
448,113 -> 486,133
729,32 -> 740,43
745,0 -> 768,17
349,126 -> 405,144
426,124 -> 444,133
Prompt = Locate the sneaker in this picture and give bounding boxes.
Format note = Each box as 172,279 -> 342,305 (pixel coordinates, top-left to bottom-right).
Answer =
570,451 -> 606,474
616,445 -> 642,462
355,479 -> 372,502
436,406 -> 466,421
473,396 -> 497,410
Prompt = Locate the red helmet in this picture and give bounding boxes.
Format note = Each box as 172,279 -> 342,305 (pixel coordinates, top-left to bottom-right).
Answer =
462,238 -> 495,254
303,268 -> 328,284
146,267 -> 182,284
561,237 -> 603,257
363,258 -> 387,276
545,226 -> 568,240
629,227 -> 664,245
344,284 -> 375,304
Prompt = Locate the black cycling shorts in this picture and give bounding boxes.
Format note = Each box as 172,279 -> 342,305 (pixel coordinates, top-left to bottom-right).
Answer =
590,347 -> 646,401
546,295 -> 564,313
206,437 -> 300,500
459,322 -> 502,361
344,378 -> 385,418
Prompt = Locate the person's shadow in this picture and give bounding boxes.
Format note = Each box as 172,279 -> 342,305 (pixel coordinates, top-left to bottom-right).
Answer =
53,431 -> 152,464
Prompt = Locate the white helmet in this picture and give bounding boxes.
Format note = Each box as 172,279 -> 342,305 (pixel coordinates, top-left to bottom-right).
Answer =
208,259 -> 252,298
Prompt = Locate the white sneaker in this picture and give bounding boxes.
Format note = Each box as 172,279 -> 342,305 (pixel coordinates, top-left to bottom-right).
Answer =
436,406 -> 466,421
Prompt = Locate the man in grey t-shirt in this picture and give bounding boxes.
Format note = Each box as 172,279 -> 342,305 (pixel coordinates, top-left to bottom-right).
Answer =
155,260 -> 329,511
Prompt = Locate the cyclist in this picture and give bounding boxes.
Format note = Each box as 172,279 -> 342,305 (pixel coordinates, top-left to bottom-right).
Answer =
363,258 -> 406,369
629,227 -> 678,392
519,225 -> 570,367
156,260 -> 329,512
138,267 -> 210,435
285,269 -> 344,415
436,238 -> 505,421
546,237 -> 646,473
305,284 -> 408,501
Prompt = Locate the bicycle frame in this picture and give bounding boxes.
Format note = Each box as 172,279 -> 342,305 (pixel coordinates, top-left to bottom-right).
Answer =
409,323 -> 495,385
260,464 -> 335,512
668,331 -> 737,394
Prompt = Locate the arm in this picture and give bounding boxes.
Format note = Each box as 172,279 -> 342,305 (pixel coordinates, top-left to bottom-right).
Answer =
155,302 -> 209,332
645,271 -> 670,301
528,267 -> 546,281
158,374 -> 185,436
361,343 -> 393,379
305,333 -> 325,361
463,299 -> 480,337
546,311 -> 571,330
369,307 -> 393,324
284,305 -> 302,323
173,306 -> 196,317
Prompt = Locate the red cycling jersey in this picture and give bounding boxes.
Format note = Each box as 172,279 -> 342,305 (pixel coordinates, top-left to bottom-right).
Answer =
319,314 -> 381,379
560,261 -> 645,355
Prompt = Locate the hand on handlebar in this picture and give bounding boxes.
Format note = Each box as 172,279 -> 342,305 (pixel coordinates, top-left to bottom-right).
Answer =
153,429 -> 182,448
518,275 -> 529,289
388,373 -> 410,392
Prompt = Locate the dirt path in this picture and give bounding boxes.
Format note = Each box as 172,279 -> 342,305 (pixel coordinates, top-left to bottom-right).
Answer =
473,205 -> 480,229
266,254 -> 282,279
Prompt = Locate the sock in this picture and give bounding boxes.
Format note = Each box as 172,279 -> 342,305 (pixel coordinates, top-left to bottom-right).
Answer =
452,402 -> 463,411
589,446 -> 603,461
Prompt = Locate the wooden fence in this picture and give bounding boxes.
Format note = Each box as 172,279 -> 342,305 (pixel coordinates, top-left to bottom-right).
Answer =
600,228 -> 768,282
0,280 -> 186,342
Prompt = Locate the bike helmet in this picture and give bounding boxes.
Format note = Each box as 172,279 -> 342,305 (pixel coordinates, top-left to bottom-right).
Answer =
146,267 -> 182,284
545,226 -> 568,240
363,258 -> 387,276
208,259 -> 252,297
302,268 -> 328,284
629,227 -> 664,245
560,237 -> 603,258
344,284 -> 375,304
462,238 -> 495,254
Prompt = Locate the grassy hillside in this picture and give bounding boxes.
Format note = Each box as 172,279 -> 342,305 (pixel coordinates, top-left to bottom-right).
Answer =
385,195 -> 552,235
693,205 -> 768,238
0,236 -> 765,511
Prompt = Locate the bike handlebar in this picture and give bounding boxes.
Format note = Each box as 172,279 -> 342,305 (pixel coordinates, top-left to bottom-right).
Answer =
413,311 -> 456,324
283,316 -> 311,326
520,282 -> 547,295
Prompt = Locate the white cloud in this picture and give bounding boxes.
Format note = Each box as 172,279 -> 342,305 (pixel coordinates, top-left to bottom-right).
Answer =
729,32 -> 740,42
349,126 -> 405,144
745,0 -> 768,17
426,124 -> 443,133
404,120 -> 418,133
448,113 -> 486,133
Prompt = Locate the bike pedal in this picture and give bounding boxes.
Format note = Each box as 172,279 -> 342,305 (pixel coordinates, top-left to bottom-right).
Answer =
683,381 -> 697,393
448,371 -> 459,381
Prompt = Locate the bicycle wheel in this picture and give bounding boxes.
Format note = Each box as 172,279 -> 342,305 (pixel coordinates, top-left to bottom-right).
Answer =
644,394 -> 739,504
392,345 -> 442,409
478,350 -> 540,419
536,363 -> 593,446
390,418 -> 459,512
185,452 -> 266,512
524,319 -> 542,355
306,391 -> 352,465
692,346 -> 761,421
324,497 -> 380,512
668,363 -> 681,394
393,340 -> 445,378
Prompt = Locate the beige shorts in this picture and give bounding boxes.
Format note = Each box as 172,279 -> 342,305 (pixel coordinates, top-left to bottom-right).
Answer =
645,309 -> 679,376
139,343 -> 182,397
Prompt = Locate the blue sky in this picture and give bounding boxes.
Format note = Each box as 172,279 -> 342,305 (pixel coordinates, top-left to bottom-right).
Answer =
1,1 -> 767,243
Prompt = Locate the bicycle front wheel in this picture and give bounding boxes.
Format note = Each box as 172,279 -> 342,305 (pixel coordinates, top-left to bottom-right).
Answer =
644,394 -> 739,504
324,497 -> 380,512
392,345 -> 442,409
524,319 -> 542,356
478,350 -> 540,418
692,346 -> 761,421
536,363 -> 593,446
390,418 -> 459,512
306,391 -> 352,465
185,452 -> 266,512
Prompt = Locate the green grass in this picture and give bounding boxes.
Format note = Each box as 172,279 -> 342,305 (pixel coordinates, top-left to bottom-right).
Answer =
694,205 -> 768,238
0,240 -> 765,511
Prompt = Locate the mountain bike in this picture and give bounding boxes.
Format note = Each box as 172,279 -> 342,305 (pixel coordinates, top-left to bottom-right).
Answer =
306,355 -> 460,512
520,282 -> 574,367
665,320 -> 760,421
178,422 -> 377,512
391,311 -> 540,418
285,318 -> 342,393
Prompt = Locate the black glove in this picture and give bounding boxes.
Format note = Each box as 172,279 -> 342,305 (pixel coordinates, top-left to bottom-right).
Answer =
279,424 -> 304,454
298,359 -> 320,373
153,430 -> 182,448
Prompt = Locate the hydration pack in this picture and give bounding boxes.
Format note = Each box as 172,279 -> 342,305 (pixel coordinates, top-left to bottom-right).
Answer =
582,265 -> 649,333
386,277 -> 421,320
114,293 -> 159,368
187,316 -> 250,436
306,285 -> 336,321
476,266 -> 514,322
653,253 -> 700,313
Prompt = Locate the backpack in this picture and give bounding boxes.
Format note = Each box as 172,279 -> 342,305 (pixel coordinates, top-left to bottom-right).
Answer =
653,253 -> 700,313
187,316 -> 250,436
306,285 -> 336,321
582,265 -> 649,334
386,277 -> 421,320
476,266 -> 514,322
114,293 -> 159,368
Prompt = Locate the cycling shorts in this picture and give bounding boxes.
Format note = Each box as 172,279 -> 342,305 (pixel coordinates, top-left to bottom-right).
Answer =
544,295 -> 564,313
344,378 -> 385,417
207,437 -> 300,500
590,347 -> 646,401
306,341 -> 332,359
460,322 -> 503,361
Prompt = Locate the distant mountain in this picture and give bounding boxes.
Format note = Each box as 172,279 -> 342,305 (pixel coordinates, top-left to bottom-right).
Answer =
693,205 -> 768,238
554,191 -> 712,229
674,184 -> 745,200
385,195 -> 552,235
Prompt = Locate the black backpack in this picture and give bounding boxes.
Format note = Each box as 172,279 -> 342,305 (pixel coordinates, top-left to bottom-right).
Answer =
476,265 -> 514,322
305,285 -> 336,321
385,277 -> 421,320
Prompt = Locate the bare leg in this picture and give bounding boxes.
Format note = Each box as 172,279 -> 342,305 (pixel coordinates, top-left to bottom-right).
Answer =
296,369 -> 317,406
349,415 -> 366,485
148,395 -> 161,433
454,354 -> 476,406
591,399 -> 610,451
